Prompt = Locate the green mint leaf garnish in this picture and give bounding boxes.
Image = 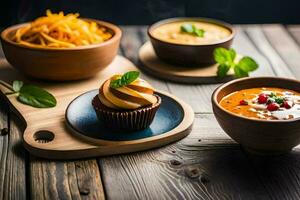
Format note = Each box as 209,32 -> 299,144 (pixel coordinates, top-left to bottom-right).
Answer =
122,71 -> 140,85
217,64 -> 231,78
110,71 -> 140,89
267,92 -> 284,105
214,47 -> 259,78
181,23 -> 205,37
181,24 -> 194,33
214,47 -> 236,65
274,97 -> 284,105
109,79 -> 122,89
228,49 -> 237,62
234,65 -> 249,78
238,57 -> 258,72
12,80 -> 23,92
18,85 -> 57,108
194,28 -> 205,37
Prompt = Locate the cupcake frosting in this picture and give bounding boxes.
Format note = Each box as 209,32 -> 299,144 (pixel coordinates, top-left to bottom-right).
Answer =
98,75 -> 158,110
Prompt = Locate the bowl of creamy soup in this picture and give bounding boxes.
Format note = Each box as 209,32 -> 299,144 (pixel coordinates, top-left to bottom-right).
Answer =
212,77 -> 300,155
148,18 -> 235,66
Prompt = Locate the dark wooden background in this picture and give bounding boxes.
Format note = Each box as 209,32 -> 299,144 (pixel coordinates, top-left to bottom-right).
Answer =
1,0 -> 300,27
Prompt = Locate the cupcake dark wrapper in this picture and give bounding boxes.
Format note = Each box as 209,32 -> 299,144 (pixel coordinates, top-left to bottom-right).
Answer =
92,95 -> 161,131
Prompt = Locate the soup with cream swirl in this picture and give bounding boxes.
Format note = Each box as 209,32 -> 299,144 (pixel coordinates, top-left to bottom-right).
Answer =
219,87 -> 300,120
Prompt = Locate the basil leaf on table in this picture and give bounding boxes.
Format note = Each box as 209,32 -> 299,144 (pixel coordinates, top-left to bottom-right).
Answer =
238,56 -> 259,72
110,71 -> 140,89
234,65 -> 249,78
214,47 -> 259,78
217,64 -> 231,78
214,48 -> 236,65
18,85 -> 57,108
0,80 -> 57,108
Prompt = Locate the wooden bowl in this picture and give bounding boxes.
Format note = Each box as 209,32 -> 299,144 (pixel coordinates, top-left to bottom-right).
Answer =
212,77 -> 300,155
0,19 -> 122,81
148,17 -> 235,66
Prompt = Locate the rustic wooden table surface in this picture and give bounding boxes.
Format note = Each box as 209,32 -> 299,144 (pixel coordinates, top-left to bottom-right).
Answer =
1,25 -> 300,200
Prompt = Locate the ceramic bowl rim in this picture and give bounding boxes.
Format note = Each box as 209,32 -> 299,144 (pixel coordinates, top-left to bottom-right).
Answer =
148,17 -> 235,47
0,18 -> 122,51
212,76 -> 300,123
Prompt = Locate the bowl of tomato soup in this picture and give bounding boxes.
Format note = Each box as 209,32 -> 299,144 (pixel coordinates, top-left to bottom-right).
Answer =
148,18 -> 235,66
212,77 -> 300,155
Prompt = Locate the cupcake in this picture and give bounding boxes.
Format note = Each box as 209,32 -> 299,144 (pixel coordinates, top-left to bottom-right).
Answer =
92,71 -> 161,131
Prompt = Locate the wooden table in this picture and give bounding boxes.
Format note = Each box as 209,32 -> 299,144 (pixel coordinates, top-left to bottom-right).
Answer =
1,25 -> 300,200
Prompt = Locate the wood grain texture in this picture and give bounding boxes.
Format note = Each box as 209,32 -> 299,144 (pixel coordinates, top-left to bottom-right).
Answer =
0,114 -> 27,200
244,25 -> 295,78
99,114 -> 269,200
30,157 -> 104,200
0,46 -> 27,200
287,25 -> 300,44
261,25 -> 300,79
248,149 -> 300,200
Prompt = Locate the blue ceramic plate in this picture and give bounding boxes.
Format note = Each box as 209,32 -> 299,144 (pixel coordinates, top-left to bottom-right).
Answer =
66,90 -> 185,142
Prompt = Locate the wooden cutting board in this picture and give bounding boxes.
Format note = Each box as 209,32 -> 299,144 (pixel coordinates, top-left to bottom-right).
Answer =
0,56 -> 194,159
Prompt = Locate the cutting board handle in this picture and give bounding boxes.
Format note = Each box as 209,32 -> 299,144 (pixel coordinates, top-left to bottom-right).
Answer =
23,127 -> 56,147
22,117 -> 97,154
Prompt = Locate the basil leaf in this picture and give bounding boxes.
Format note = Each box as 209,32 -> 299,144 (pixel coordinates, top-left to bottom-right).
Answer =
213,48 -> 236,65
110,71 -> 140,89
238,56 -> 258,72
110,79 -> 122,89
234,65 -> 249,78
18,85 -> 57,108
121,71 -> 140,85
13,80 -> 23,92
217,64 -> 231,78
194,28 -> 205,37
214,47 -> 258,78
228,48 -> 236,62
181,24 -> 194,33
214,48 -> 227,64
181,24 -> 205,37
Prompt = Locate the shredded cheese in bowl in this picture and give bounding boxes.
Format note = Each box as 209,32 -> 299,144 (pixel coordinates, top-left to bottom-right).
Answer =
12,10 -> 113,48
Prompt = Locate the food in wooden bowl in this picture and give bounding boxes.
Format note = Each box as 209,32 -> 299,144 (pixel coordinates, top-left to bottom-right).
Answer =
148,18 -> 235,66
92,71 -> 161,131
0,10 -> 122,81
220,88 -> 300,120
212,77 -> 300,155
